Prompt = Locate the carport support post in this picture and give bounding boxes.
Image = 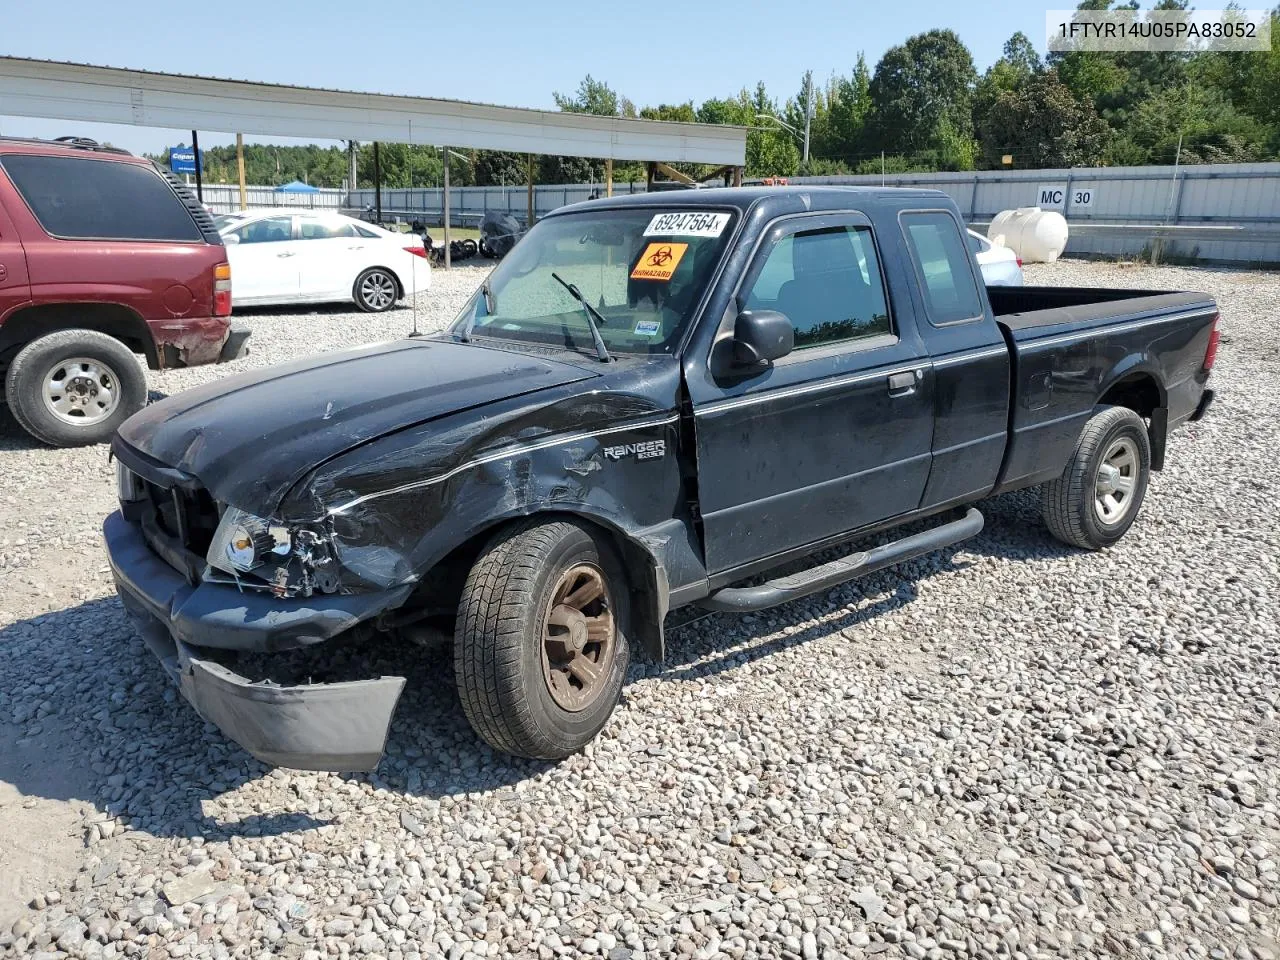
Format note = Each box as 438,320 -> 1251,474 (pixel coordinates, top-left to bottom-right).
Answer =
443,146 -> 451,271
605,157 -> 613,198
373,142 -> 382,224
236,133 -> 247,211
191,130 -> 203,204
526,154 -> 535,228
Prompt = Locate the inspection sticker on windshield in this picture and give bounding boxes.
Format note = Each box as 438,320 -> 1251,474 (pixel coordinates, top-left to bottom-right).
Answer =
630,242 -> 688,281
633,319 -> 662,336
643,211 -> 730,237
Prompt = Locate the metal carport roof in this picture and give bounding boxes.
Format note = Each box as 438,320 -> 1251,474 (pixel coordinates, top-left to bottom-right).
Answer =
0,57 -> 748,166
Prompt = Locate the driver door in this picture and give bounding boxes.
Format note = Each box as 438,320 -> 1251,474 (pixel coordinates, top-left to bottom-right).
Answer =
688,213 -> 935,574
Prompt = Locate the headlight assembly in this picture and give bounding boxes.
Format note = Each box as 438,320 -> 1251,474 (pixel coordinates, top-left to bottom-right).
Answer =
206,507 -> 341,597
207,507 -> 292,574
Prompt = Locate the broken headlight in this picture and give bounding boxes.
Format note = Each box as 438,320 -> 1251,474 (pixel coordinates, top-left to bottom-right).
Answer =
206,507 -> 341,597
207,507 -> 292,573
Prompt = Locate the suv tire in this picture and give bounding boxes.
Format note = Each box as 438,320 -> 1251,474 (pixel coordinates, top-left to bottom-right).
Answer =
5,329 -> 147,447
455,520 -> 630,759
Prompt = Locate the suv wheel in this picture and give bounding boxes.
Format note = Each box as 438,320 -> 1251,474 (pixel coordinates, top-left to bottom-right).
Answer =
353,268 -> 399,312
5,330 -> 147,446
454,520 -> 630,759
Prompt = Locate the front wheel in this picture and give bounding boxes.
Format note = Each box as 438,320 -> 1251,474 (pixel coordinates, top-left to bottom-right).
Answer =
1042,405 -> 1151,550
353,267 -> 399,312
4,329 -> 147,446
454,521 -> 630,759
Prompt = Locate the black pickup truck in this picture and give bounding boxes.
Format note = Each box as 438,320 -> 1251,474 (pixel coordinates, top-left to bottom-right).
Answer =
104,187 -> 1218,771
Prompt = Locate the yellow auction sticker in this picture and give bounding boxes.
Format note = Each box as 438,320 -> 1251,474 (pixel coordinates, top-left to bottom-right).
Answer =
630,242 -> 688,281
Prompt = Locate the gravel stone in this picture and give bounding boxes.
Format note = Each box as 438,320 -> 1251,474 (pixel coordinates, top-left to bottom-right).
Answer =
2,260 -> 1279,957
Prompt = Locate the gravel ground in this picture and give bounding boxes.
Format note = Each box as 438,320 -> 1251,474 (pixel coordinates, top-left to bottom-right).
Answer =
0,259 -> 1277,960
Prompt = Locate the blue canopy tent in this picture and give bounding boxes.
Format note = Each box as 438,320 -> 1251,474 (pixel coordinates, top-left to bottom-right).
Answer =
275,180 -> 320,193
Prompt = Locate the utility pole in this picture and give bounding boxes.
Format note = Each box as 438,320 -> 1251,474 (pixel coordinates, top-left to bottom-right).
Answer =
443,146 -> 451,271
802,71 -> 813,165
236,133 -> 247,211
347,140 -> 358,194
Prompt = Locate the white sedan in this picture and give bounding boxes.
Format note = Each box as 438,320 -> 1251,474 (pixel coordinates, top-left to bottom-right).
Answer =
219,210 -> 430,312
968,229 -> 1024,286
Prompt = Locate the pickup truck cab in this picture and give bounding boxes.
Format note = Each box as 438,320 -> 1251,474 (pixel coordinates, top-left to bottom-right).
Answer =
104,187 -> 1217,771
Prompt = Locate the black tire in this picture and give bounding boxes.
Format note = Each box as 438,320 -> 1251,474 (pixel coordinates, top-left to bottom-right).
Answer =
4,329 -> 146,447
1042,405 -> 1151,550
352,267 -> 400,312
455,520 -> 630,759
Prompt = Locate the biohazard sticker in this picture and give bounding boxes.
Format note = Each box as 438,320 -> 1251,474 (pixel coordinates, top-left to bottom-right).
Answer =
644,211 -> 731,237
630,242 -> 688,281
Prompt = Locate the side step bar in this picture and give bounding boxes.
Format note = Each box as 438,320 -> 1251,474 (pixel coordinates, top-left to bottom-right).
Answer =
696,507 -> 984,613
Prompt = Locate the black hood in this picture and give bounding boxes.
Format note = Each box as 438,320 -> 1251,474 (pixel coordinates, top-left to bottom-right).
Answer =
118,338 -> 598,511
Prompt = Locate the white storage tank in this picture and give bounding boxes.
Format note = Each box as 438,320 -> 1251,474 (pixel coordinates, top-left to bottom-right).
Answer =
988,207 -> 1069,263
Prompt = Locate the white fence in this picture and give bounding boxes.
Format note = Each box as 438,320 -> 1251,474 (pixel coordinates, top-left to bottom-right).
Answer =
195,183 -> 344,214
196,163 -> 1280,265
791,164 -> 1280,265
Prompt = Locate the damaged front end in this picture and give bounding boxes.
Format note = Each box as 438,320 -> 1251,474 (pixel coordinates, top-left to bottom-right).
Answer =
105,494 -> 411,772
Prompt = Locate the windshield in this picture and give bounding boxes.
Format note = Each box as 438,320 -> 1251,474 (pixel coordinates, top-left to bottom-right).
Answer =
453,207 -> 737,356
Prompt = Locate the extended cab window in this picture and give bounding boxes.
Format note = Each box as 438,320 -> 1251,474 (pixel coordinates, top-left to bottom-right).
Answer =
0,154 -> 202,242
902,212 -> 983,325
746,226 -> 890,349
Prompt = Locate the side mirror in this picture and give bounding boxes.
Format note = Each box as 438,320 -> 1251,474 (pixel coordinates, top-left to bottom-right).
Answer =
732,310 -> 794,366
222,233 -> 240,245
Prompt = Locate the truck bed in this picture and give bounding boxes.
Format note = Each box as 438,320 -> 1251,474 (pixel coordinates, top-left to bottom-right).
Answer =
988,286 -> 1212,333
986,285 -> 1218,495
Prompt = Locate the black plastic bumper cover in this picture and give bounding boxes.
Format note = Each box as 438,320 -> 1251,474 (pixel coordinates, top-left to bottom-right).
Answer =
104,511 -> 409,772
1189,387 -> 1214,422
218,323 -> 251,364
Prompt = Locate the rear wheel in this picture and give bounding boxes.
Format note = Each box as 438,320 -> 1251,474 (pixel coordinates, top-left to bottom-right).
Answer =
353,267 -> 399,312
4,329 -> 146,446
454,521 -> 630,759
1042,405 -> 1151,550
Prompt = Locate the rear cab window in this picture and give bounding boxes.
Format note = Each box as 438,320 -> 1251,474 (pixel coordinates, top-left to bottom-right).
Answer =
745,224 -> 891,350
901,211 -> 984,325
0,154 -> 203,242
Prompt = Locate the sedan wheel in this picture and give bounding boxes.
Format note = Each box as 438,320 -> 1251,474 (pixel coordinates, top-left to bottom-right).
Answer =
354,268 -> 398,312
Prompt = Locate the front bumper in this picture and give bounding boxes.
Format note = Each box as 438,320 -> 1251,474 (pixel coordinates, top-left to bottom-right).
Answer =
104,511 -> 410,771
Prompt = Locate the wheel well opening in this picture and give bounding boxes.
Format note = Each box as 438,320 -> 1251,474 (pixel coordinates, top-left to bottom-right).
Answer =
0,303 -> 157,369
394,513 -> 636,632
1099,373 -> 1162,420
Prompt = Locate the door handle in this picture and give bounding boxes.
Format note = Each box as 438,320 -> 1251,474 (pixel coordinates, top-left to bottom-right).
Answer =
348,245 -> 366,251
887,371 -> 917,396
277,251 -> 296,258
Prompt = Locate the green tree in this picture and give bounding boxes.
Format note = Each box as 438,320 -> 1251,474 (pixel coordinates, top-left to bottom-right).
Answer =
976,68 -> 1109,168
1106,82 -> 1269,164
554,75 -> 629,116
868,29 -> 978,157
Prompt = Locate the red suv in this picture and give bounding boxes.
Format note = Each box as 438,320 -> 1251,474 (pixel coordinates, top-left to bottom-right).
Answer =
0,136 -> 249,446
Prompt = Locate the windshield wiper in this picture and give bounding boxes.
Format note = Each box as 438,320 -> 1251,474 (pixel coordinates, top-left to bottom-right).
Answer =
551,272 -> 611,363
459,279 -> 496,344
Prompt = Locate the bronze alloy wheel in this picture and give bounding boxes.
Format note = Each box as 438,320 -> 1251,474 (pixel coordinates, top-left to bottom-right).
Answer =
540,563 -> 616,712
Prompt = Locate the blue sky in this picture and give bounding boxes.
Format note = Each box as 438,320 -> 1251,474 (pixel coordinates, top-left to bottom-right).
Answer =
2,0 -> 1050,155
